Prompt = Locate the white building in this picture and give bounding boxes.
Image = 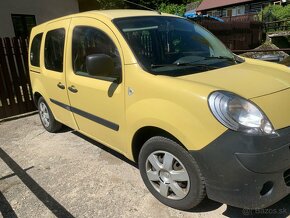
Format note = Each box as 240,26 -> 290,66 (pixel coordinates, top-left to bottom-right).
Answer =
0,0 -> 79,37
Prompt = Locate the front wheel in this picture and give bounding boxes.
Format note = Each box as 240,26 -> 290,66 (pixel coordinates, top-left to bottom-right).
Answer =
38,97 -> 62,133
138,136 -> 205,210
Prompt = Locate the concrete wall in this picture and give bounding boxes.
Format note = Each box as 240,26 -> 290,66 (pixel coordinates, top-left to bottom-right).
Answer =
0,0 -> 79,37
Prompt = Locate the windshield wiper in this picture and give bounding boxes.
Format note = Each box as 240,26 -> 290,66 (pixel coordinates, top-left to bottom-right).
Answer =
204,56 -> 236,62
151,63 -> 219,70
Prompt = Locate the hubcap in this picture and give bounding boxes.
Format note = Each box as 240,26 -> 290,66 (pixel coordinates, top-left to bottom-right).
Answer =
159,170 -> 171,184
39,102 -> 50,127
145,151 -> 190,200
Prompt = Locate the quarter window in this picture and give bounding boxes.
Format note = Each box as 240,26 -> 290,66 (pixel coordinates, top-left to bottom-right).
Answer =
30,33 -> 43,67
72,26 -> 121,79
44,28 -> 65,72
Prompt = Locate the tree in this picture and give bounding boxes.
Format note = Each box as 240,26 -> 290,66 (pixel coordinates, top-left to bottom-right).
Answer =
94,0 -> 125,9
136,0 -> 168,9
259,4 -> 290,22
158,3 -> 186,16
93,0 -> 198,10
134,0 -> 200,9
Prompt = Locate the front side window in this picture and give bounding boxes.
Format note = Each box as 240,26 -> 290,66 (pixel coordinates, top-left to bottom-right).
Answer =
30,33 -> 43,67
114,16 -> 239,76
72,26 -> 121,79
44,28 -> 65,72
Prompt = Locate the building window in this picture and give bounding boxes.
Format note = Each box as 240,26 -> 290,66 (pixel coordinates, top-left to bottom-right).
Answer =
222,9 -> 227,17
215,10 -> 222,17
236,6 -> 245,15
11,14 -> 36,38
207,10 -> 221,17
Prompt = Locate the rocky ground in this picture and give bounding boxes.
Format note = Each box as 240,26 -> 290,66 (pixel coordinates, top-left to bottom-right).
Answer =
280,56 -> 290,66
240,37 -> 290,67
0,114 -> 289,218
241,41 -> 288,60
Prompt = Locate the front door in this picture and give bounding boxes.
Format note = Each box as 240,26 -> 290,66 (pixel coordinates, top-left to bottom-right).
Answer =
66,17 -> 125,153
41,19 -> 77,129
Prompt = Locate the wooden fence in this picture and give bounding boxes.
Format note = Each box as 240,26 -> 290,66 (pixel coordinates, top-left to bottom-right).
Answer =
264,19 -> 290,32
197,20 -> 264,50
0,37 -> 35,120
222,14 -> 259,23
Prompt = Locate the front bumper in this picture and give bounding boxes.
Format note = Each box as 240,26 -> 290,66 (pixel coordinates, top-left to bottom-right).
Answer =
190,127 -> 290,209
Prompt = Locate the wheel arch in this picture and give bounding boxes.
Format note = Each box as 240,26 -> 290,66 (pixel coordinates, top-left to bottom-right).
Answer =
33,91 -> 42,107
131,126 -> 188,163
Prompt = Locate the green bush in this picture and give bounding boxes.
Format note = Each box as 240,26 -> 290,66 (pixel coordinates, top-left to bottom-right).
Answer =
158,3 -> 186,16
259,4 -> 290,22
94,0 -> 124,9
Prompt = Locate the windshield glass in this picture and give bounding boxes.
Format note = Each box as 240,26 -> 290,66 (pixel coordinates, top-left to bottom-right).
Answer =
114,16 -> 239,76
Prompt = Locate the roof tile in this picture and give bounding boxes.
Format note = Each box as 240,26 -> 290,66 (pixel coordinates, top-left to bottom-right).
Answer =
196,0 -> 254,11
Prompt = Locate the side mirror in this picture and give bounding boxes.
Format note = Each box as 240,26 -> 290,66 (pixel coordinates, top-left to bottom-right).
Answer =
86,54 -> 120,82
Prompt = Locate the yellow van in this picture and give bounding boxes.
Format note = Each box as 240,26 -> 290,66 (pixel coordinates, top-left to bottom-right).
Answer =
29,10 -> 290,210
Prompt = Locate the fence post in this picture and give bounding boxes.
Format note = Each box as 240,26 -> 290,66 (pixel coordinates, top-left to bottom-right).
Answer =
12,37 -> 34,111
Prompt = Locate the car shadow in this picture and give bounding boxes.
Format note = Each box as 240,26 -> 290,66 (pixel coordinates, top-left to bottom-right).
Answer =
71,131 -> 290,216
186,197 -> 223,212
55,125 -> 74,133
72,131 -> 138,168
223,195 -> 290,217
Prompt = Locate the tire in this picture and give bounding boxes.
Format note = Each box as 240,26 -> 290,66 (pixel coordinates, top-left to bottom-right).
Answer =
38,97 -> 62,133
138,136 -> 205,210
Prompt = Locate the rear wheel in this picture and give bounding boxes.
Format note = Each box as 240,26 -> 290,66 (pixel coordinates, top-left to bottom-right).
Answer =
138,136 -> 205,210
38,97 -> 62,133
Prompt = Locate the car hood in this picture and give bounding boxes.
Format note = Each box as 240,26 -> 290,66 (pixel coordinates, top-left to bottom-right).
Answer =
178,58 -> 290,99
251,88 -> 290,129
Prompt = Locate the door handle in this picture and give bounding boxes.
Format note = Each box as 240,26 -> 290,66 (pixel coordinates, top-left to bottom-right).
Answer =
57,82 -> 65,89
68,85 -> 78,93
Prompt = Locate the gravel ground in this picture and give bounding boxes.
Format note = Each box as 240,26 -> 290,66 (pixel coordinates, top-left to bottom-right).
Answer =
0,114 -> 289,218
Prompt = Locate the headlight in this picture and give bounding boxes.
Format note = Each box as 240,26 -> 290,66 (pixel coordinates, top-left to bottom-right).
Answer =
208,91 -> 276,135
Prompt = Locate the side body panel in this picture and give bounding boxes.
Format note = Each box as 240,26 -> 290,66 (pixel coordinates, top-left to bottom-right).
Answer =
29,19 -> 78,129
65,17 -> 126,154
122,64 -> 227,160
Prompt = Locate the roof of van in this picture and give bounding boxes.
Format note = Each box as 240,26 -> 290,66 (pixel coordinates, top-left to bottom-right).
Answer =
85,9 -> 176,19
31,10 -> 178,32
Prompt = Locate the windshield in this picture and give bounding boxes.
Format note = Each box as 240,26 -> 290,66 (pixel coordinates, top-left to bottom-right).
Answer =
114,16 -> 240,76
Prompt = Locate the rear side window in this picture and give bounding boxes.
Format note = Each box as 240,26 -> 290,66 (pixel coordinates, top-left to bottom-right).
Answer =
30,33 -> 43,67
44,28 -> 65,72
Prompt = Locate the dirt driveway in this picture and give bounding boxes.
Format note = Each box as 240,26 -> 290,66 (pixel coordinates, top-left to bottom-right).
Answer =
0,114 -> 289,218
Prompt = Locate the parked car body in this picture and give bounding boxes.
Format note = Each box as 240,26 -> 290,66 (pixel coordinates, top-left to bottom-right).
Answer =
29,10 -> 290,210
